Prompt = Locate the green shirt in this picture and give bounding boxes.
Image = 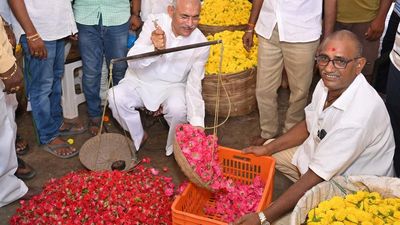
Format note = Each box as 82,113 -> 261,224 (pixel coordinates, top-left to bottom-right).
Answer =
73,0 -> 131,26
337,0 -> 380,23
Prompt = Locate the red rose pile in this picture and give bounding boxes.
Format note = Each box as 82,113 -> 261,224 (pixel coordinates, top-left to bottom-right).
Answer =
10,163 -> 175,225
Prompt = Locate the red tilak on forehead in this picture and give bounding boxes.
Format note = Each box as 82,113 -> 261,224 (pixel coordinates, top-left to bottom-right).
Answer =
330,48 -> 336,51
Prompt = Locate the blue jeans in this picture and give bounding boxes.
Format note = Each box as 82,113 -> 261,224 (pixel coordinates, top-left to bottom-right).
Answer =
20,36 -> 65,144
77,19 -> 129,119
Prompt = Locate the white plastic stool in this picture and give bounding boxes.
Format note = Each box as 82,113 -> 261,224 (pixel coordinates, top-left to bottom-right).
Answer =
61,60 -> 86,119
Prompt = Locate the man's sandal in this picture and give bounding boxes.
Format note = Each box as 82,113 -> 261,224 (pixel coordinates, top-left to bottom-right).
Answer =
42,143 -> 78,159
16,134 -> 30,155
88,118 -> 108,136
59,122 -> 86,136
15,157 -> 36,180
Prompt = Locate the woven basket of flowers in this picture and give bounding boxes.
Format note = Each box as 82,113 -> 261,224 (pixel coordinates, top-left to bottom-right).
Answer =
198,0 -> 251,36
203,67 -> 257,117
291,176 -> 400,225
198,24 -> 247,36
173,140 -> 212,190
203,30 -> 258,117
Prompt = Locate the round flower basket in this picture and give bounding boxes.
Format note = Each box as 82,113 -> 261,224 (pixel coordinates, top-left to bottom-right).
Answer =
198,24 -> 247,36
79,133 -> 135,171
173,140 -> 211,191
202,67 -> 257,117
290,175 -> 400,225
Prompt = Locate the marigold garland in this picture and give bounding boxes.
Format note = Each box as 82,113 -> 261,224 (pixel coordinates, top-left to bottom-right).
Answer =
206,30 -> 258,75
306,191 -> 400,225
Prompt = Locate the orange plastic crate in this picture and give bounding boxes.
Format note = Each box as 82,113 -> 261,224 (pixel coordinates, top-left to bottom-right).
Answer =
171,146 -> 276,225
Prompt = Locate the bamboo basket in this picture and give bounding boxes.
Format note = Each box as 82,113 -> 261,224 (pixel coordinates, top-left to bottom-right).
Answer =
198,24 -> 247,36
202,67 -> 256,117
173,140 -> 212,191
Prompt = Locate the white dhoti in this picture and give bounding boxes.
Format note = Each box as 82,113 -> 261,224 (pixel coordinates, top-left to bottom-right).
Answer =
108,78 -> 187,156
0,83 -> 28,207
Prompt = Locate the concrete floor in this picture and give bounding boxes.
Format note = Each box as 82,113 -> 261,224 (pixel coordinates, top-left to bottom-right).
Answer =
0,87 -> 295,224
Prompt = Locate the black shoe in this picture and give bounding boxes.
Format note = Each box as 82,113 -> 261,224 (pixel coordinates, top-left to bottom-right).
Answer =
15,157 -> 36,180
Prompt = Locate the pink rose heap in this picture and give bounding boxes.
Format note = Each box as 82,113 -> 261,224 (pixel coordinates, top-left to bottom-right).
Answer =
175,124 -> 265,222
10,163 -> 175,225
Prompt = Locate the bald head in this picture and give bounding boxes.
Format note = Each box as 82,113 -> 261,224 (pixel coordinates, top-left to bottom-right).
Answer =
319,30 -> 363,58
171,0 -> 201,8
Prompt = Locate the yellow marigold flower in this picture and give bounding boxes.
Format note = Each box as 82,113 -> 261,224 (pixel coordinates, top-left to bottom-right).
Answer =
394,211 -> 400,219
343,221 -> 357,225
331,222 -> 345,225
334,209 -> 347,221
360,222 -> 373,225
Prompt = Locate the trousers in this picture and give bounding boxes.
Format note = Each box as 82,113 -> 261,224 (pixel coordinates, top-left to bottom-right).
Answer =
108,79 -> 187,155
257,26 -> 319,139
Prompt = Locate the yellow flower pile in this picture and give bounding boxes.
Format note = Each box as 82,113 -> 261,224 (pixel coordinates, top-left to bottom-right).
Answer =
200,0 -> 252,26
206,30 -> 257,75
306,191 -> 400,225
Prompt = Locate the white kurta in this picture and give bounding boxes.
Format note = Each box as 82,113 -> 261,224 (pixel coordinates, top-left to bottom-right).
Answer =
108,13 -> 209,155
0,84 -> 28,207
292,74 -> 395,180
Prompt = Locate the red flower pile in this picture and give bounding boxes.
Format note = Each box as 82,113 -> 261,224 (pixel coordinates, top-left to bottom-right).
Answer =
10,163 -> 175,225
175,124 -> 264,222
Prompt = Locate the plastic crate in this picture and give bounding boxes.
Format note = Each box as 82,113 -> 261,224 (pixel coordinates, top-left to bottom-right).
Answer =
171,146 -> 276,225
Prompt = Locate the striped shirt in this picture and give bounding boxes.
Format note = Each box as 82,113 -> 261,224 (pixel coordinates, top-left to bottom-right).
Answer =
390,23 -> 400,70
395,0 -> 400,16
73,0 -> 130,26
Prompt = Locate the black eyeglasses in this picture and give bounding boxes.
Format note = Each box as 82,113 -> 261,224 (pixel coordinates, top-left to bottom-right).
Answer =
315,54 -> 362,69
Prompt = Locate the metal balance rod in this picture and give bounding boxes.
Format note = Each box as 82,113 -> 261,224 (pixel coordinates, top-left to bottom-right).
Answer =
110,40 -> 222,64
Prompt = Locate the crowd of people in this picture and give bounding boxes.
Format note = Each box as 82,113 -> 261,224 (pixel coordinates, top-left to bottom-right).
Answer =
0,0 -> 399,224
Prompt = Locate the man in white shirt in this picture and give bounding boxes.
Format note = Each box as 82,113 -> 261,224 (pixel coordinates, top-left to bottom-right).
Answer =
243,0 -> 335,146
108,0 -> 209,156
234,30 -> 395,225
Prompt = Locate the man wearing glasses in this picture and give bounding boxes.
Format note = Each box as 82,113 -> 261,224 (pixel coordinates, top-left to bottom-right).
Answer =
234,30 -> 395,225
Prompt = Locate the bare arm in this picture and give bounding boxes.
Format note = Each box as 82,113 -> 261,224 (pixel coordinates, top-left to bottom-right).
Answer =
365,0 -> 393,41
233,169 -> 324,225
8,0 -> 47,59
8,0 -> 36,36
242,0 -> 264,51
322,0 -> 337,40
243,120 -> 309,156
130,0 -> 143,31
263,169 -> 324,222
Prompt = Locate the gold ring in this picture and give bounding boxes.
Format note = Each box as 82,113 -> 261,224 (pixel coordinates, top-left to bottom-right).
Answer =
34,52 -> 39,55
10,87 -> 15,92
15,86 -> 20,91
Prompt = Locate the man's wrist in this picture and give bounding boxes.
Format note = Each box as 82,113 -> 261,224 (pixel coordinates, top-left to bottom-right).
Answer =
258,211 -> 270,225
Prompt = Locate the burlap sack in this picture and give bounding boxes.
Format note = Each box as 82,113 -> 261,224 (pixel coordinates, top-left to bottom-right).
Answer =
290,175 -> 400,225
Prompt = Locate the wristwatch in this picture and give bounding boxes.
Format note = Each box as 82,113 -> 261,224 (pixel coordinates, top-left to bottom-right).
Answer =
258,212 -> 271,225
